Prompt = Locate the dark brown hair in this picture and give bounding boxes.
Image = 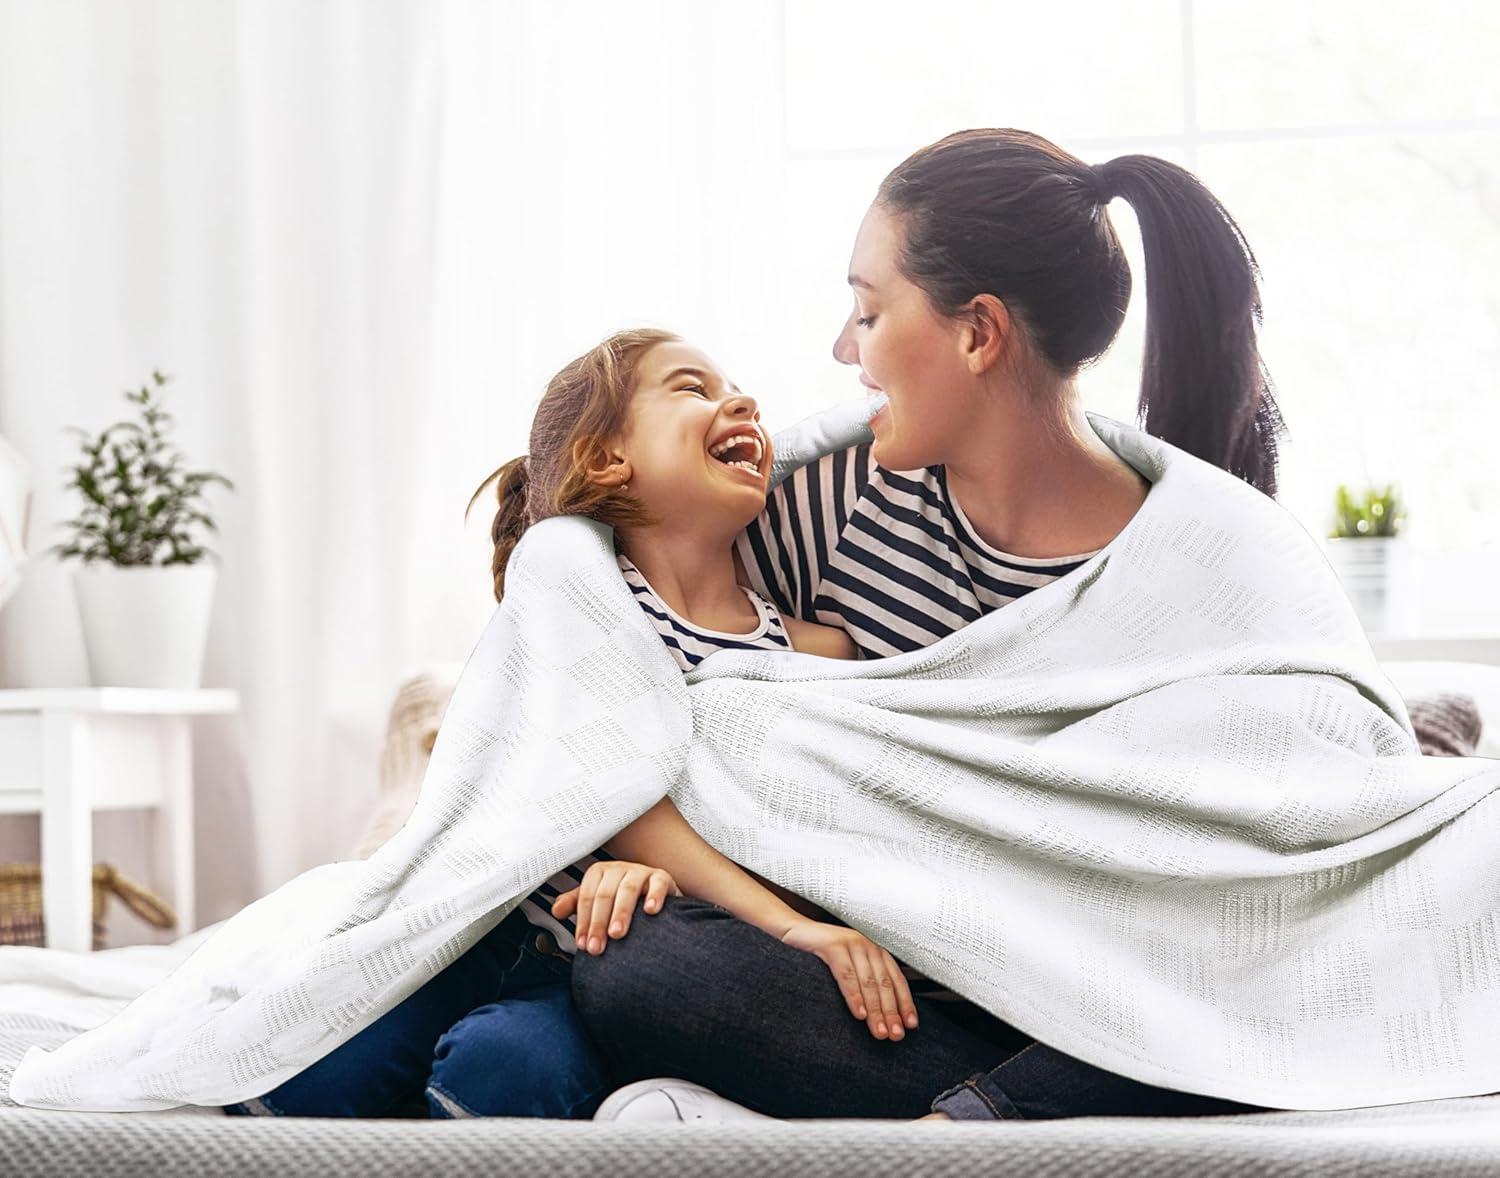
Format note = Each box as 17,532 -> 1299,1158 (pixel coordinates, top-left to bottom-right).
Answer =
464,327 -> 676,602
876,128 -> 1286,496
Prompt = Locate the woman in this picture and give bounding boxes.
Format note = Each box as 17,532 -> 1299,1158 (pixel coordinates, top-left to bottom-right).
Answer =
568,127 -> 1289,1123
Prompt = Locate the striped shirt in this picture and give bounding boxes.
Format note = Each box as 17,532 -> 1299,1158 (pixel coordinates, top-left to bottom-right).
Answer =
732,442 -> 1105,1002
733,441 -> 1103,658
514,549 -> 796,954
617,551 -> 793,671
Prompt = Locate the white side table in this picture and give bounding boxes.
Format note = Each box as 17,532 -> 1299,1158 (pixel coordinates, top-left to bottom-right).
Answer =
0,688 -> 239,952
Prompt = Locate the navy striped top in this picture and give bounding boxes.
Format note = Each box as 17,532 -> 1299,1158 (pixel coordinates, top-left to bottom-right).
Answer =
514,549 -> 796,954
733,442 -> 1103,659
616,551 -> 794,670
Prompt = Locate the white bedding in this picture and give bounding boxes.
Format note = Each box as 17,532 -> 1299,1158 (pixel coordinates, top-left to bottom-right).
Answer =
2,656 -> 1492,1040
2,660 -> 1492,1118
5,404 -> 1500,1116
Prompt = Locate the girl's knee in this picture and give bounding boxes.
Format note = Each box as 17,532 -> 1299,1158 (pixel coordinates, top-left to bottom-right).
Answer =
430,989 -> 610,1118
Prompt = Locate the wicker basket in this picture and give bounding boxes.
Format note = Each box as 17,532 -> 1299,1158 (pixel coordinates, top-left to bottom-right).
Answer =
0,862 -> 178,950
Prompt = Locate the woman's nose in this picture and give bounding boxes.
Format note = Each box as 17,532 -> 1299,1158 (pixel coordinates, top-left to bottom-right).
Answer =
832,310 -> 858,366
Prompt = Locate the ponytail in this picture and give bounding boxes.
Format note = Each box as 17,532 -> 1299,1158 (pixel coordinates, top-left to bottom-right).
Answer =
464,456 -> 529,603
1095,155 -> 1286,497
876,129 -> 1287,498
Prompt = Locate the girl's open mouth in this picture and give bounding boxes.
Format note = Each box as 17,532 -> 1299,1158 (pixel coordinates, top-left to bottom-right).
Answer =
720,463 -> 764,485
707,430 -> 765,481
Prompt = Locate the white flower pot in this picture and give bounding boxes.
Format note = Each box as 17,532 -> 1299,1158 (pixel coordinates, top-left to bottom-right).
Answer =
72,563 -> 218,688
1324,536 -> 1417,636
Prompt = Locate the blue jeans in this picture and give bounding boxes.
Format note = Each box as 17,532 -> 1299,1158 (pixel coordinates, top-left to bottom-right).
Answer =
221,904 -> 612,1119
571,894 -> 1261,1121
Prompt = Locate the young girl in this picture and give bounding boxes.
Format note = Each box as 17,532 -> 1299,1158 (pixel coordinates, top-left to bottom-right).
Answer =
223,326 -> 919,1122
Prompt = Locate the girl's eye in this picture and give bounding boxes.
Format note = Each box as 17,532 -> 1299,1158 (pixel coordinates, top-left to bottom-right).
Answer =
685,384 -> 712,398
856,315 -> 876,328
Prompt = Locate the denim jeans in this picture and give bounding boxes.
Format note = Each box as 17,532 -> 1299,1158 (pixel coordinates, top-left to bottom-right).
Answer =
221,904 -> 612,1119
570,894 -> 1261,1121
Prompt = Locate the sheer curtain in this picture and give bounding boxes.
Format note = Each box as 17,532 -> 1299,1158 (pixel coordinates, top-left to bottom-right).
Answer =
0,0 -> 803,940
2,0 -> 1496,944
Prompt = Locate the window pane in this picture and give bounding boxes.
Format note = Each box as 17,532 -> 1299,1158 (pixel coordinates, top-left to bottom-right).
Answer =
1197,133 -> 1500,550
1197,0 -> 1500,130
785,0 -> 1184,154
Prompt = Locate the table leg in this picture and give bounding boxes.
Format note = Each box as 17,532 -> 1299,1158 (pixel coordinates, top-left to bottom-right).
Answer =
158,715 -> 197,936
40,711 -> 93,953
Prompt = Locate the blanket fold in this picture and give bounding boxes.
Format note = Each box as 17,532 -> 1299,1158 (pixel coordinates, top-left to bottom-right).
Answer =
7,403 -> 1499,1112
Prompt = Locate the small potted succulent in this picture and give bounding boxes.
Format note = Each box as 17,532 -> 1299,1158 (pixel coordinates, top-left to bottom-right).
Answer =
1324,482 -> 1414,635
48,370 -> 234,687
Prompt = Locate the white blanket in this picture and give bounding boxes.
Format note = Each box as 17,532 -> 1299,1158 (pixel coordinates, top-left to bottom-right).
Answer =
8,403 -> 1500,1113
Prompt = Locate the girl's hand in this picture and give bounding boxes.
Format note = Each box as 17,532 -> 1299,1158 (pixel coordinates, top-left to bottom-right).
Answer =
779,919 -> 919,1041
551,860 -> 682,955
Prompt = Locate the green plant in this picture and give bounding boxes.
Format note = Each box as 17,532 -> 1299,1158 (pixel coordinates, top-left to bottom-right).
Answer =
1330,482 -> 1405,539
49,370 -> 235,566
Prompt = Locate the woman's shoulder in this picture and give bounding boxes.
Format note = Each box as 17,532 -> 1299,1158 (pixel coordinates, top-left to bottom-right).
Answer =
770,439 -> 876,505
766,394 -> 882,484
776,436 -> 875,478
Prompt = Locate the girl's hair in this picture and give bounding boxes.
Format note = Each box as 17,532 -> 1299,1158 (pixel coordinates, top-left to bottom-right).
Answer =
876,128 -> 1286,496
465,327 -> 677,602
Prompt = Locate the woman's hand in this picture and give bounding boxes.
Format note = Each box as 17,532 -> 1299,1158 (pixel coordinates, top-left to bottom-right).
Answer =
551,860 -> 682,955
779,919 -> 919,1041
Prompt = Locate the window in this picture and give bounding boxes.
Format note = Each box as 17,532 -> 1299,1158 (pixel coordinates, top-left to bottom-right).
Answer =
775,0 -> 1500,557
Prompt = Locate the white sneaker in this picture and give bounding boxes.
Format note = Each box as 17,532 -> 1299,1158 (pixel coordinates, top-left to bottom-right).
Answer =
593,1078 -> 777,1122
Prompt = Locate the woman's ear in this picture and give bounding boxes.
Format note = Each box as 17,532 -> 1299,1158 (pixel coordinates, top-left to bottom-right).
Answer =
958,294 -> 1011,377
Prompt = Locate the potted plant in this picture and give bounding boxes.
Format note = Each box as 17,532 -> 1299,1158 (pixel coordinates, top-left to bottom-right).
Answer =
1324,481 -> 1414,635
48,370 -> 234,688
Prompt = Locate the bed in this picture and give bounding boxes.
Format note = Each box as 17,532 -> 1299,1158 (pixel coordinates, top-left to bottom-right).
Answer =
2,658 -> 1497,1176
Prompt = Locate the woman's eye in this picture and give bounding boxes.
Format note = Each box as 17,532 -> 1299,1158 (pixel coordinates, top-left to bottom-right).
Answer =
684,384 -> 711,397
856,315 -> 876,328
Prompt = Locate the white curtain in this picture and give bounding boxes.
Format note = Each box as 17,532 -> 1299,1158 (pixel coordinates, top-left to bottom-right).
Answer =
4,0 -> 1496,943
0,0 -> 807,939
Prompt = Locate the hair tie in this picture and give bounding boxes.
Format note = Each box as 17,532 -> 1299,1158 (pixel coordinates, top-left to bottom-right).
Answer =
1088,161 -> 1116,205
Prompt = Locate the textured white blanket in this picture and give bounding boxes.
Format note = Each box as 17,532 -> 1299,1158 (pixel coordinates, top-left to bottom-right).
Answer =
8,403 -> 1500,1113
